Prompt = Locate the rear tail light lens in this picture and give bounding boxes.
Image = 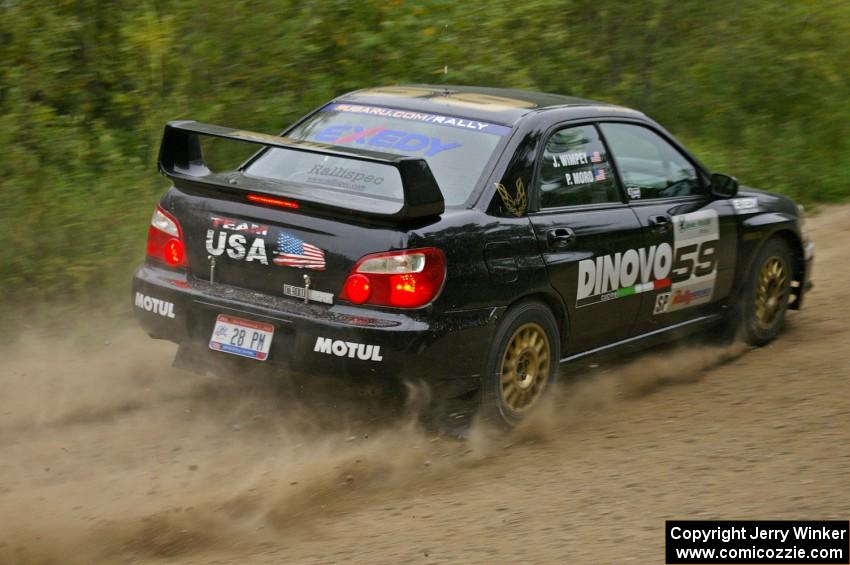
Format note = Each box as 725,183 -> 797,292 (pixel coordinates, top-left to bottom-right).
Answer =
146,206 -> 187,269
340,248 -> 445,308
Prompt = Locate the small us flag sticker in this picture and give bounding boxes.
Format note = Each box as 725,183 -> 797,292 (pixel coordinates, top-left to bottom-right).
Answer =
594,168 -> 607,181
590,151 -> 602,163
273,232 -> 326,270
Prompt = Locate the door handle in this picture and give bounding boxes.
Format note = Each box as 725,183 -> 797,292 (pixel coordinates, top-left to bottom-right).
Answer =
546,227 -> 576,249
648,214 -> 672,233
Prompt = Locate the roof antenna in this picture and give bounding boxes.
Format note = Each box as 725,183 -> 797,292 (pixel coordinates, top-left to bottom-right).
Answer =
442,24 -> 450,95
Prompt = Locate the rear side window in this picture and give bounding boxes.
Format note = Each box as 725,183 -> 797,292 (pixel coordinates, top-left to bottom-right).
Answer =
537,125 -> 621,208
599,123 -> 701,200
245,104 -> 511,206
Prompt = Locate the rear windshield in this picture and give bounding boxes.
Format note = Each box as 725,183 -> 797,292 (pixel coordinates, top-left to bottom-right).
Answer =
244,103 -> 511,206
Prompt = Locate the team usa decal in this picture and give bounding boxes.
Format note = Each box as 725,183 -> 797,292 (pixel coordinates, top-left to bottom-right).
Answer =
577,210 -> 719,314
205,215 -> 326,271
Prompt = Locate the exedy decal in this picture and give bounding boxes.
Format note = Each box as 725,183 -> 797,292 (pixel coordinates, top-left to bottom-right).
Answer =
314,126 -> 461,157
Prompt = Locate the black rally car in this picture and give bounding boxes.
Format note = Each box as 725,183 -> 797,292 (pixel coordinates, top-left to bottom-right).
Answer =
133,85 -> 814,426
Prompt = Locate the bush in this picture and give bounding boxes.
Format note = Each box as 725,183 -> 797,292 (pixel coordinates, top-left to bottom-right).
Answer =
1,0 -> 847,322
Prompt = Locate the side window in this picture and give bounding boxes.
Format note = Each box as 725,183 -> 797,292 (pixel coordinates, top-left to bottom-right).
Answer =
599,123 -> 701,200
537,125 -> 621,208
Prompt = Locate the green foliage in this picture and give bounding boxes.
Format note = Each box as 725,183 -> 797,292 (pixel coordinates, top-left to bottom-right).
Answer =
1,0 -> 848,320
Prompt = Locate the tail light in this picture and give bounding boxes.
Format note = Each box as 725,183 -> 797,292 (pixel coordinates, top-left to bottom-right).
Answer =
340,248 -> 445,308
146,206 -> 187,269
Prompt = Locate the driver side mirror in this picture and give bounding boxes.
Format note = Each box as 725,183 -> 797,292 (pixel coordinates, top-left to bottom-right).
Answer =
710,173 -> 738,198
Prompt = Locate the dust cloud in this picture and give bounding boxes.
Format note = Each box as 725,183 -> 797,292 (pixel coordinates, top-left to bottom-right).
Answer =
0,324 -> 743,564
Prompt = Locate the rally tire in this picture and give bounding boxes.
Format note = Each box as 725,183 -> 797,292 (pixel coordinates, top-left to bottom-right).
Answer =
480,301 -> 560,428
737,237 -> 793,346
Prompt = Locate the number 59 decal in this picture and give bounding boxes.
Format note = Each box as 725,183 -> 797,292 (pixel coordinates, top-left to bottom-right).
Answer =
659,210 -> 720,314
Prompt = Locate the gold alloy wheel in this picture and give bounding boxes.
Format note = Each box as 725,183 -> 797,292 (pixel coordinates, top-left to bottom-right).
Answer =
754,256 -> 789,328
499,322 -> 551,413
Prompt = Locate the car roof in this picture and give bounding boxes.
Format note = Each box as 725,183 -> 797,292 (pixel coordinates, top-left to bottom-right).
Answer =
333,84 -> 644,125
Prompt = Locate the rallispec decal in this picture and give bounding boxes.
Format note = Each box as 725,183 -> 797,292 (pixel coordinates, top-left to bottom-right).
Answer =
313,337 -> 383,362
495,177 -> 527,217
307,164 -> 385,186
313,126 -> 461,157
134,292 -> 175,318
577,210 -> 719,312
322,103 -> 512,136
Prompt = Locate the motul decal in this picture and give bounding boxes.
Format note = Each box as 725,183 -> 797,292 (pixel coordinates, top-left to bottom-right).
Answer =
313,337 -> 383,362
134,292 -> 175,319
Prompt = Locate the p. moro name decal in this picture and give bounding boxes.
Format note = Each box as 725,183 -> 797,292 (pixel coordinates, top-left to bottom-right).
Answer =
313,337 -> 383,362
134,292 -> 175,318
314,126 -> 460,157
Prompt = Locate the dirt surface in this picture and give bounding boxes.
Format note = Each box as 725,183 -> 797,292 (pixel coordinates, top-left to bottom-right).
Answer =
1,205 -> 848,565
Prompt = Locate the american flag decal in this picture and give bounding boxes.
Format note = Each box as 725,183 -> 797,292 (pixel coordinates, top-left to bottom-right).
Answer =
594,168 -> 607,181
590,151 -> 602,163
273,232 -> 326,270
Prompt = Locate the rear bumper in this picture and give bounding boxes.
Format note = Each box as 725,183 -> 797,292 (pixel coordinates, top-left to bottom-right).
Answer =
131,264 -> 499,387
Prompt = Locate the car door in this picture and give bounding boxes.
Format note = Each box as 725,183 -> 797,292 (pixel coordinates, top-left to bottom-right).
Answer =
526,123 -> 644,354
598,121 -> 738,331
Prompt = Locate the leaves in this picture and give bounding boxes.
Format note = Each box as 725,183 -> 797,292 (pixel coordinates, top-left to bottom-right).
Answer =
0,0 -> 848,319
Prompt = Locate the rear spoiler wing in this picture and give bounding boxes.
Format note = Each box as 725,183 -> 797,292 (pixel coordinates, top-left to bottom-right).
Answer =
158,120 -> 445,220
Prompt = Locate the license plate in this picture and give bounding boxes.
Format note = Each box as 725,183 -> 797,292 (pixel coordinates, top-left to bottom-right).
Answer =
209,314 -> 274,361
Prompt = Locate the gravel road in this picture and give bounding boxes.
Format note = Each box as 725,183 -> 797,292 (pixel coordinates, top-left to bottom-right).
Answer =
1,205 -> 847,565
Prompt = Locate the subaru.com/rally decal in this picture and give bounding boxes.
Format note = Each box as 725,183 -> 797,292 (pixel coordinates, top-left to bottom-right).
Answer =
576,210 -> 719,313
321,103 -> 512,136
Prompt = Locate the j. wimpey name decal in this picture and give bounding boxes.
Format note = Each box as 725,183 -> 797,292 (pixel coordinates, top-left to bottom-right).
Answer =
576,210 -> 719,313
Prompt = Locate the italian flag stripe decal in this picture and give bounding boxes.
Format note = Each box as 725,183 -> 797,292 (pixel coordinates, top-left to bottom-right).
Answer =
577,278 -> 672,308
